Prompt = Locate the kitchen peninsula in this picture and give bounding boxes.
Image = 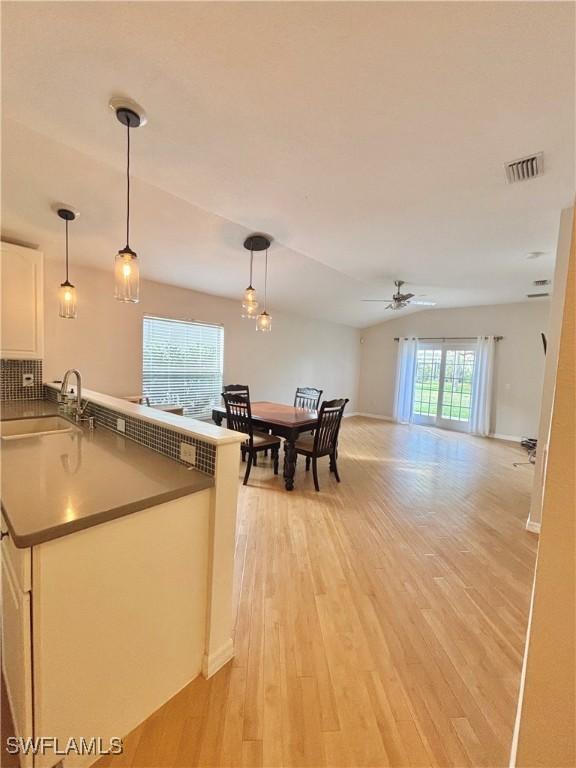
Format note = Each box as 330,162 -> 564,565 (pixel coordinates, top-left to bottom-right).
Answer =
1,383 -> 244,768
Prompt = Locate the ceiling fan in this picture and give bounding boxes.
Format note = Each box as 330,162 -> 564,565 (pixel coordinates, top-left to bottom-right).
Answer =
362,280 -> 437,311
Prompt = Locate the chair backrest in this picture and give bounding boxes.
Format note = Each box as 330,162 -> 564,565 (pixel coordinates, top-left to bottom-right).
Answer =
223,384 -> 250,398
294,386 -> 323,411
313,398 -> 349,455
222,391 -> 253,445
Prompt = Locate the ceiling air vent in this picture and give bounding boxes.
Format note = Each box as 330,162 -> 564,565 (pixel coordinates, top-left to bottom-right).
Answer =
533,279 -> 551,287
505,152 -> 544,183
527,292 -> 550,299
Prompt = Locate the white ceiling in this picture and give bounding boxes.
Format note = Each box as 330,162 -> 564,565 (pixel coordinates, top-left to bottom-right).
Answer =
2,1 -> 574,327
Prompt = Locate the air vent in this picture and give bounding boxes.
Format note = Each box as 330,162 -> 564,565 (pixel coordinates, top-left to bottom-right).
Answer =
527,292 -> 550,298
533,279 -> 551,287
505,152 -> 544,183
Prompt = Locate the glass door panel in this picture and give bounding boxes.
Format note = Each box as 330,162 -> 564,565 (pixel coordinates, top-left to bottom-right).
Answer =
438,349 -> 475,430
412,347 -> 442,425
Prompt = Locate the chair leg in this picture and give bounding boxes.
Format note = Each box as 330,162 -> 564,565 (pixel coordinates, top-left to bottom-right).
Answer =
241,445 -> 246,463
273,448 -> 279,475
312,457 -> 320,492
243,452 -> 253,485
305,456 -> 311,472
332,453 -> 341,483
253,452 -> 258,467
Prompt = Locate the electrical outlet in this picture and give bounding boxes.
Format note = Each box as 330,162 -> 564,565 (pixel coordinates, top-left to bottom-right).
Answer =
116,418 -> 126,433
22,373 -> 34,388
180,442 -> 196,465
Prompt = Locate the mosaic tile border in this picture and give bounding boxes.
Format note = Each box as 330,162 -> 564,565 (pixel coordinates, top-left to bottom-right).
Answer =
44,385 -> 216,475
1,359 -> 44,401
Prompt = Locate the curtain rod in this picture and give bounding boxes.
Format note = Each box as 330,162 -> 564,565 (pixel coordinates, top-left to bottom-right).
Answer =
393,335 -> 503,342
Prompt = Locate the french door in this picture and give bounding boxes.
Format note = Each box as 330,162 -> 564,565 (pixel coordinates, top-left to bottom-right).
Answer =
412,343 -> 476,432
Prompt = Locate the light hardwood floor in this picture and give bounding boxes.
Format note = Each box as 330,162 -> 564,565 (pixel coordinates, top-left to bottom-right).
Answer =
96,418 -> 537,768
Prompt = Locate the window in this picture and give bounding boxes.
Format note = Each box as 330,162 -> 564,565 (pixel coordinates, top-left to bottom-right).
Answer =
142,316 -> 224,419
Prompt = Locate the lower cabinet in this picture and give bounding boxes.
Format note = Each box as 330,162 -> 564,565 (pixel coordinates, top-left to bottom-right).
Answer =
1,555 -> 33,768
1,489 -> 218,768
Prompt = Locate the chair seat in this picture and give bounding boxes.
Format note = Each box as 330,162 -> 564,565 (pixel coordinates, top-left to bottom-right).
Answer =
294,436 -> 315,454
248,431 -> 282,449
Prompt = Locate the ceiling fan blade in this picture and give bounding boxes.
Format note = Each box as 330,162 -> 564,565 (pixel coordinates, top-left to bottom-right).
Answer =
402,293 -> 415,300
361,299 -> 394,302
411,300 -> 437,306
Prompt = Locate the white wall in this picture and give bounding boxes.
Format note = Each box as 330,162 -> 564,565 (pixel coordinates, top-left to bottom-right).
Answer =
43,259 -> 361,409
528,207 -> 574,528
358,302 -> 550,438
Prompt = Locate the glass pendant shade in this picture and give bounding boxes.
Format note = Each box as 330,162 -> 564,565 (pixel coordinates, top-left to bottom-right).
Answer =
241,286 -> 259,318
56,208 -> 78,319
114,104 -> 143,303
58,281 -> 77,319
243,234 -> 272,330
114,248 -> 140,303
256,310 -> 272,332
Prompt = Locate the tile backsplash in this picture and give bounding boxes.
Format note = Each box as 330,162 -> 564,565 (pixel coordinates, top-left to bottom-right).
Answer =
44,384 -> 216,475
0,359 -> 44,400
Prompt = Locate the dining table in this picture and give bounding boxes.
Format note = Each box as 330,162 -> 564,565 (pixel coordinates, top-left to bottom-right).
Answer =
211,401 -> 318,491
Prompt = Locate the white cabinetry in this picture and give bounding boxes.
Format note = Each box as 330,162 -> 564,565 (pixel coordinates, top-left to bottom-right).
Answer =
1,544 -> 33,768
1,242 -> 44,359
1,486 -> 231,768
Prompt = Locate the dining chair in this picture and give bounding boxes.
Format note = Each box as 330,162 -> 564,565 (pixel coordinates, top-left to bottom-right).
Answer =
294,386 -> 323,410
222,391 -> 281,485
294,398 -> 349,491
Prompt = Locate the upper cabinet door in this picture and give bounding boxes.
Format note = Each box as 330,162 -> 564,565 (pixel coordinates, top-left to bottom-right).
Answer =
1,242 -> 44,360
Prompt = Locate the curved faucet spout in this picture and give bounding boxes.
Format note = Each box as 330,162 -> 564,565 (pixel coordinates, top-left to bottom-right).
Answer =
60,369 -> 84,418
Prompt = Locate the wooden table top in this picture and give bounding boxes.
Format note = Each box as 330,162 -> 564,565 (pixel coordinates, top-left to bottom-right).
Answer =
213,401 -> 318,428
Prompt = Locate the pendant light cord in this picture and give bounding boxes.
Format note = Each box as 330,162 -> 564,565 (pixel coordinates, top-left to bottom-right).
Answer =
65,218 -> 69,283
126,121 -> 131,248
249,248 -> 254,288
264,247 -> 268,309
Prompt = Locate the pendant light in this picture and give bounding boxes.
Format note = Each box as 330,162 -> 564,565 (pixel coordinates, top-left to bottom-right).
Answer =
241,234 -> 267,319
112,100 -> 145,303
256,239 -> 272,333
57,207 -> 78,319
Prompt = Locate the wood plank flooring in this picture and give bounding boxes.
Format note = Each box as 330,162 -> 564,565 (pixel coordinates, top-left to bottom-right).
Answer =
97,417 -> 538,768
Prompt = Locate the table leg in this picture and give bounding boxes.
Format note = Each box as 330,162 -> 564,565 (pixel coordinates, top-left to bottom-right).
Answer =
283,437 -> 297,491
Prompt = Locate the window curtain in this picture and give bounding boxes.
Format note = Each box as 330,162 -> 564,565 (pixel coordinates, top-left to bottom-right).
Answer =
393,337 -> 418,423
469,335 -> 495,436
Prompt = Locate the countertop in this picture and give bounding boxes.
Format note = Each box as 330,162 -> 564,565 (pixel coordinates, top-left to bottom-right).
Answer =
1,402 -> 214,548
1,399 -> 59,421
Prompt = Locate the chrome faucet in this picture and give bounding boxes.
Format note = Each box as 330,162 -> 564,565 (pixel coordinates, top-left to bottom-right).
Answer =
59,369 -> 94,429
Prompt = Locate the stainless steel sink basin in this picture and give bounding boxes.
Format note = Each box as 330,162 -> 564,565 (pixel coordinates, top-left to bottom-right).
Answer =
0,416 -> 80,440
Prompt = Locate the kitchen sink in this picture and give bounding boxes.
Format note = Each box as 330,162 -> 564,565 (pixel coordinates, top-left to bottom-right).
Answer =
0,416 -> 80,440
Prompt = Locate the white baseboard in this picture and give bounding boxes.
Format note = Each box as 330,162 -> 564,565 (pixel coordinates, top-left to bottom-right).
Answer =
202,638 -> 234,678
489,433 -> 523,442
348,417 -> 525,442
352,412 -> 395,421
525,520 -> 541,534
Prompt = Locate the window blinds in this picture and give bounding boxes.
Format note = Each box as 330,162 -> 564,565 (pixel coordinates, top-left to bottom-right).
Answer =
142,315 -> 224,419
